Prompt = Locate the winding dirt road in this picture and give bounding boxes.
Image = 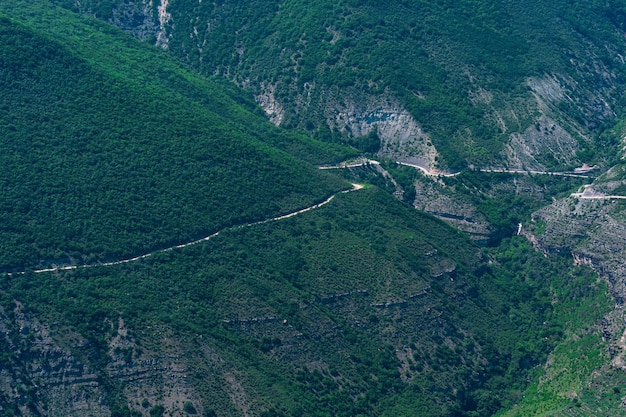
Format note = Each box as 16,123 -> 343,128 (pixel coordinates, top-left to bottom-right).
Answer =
319,157 -> 592,179
319,158 -> 458,177
8,158 -> 600,277
477,168 -> 592,178
7,184 -> 363,276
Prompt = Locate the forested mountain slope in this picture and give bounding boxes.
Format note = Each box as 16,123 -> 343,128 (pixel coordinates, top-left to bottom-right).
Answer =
0,1 -> 625,417
0,184 -> 610,417
0,7 -> 351,272
53,0 -> 626,170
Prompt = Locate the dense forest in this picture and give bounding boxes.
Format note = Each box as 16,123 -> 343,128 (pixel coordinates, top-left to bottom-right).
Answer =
0,12 -> 351,272
1,1 -> 626,416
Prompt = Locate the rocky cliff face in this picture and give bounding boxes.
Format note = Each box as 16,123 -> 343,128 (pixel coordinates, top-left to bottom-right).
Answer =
324,92 -> 438,170
505,114 -> 581,170
0,302 -> 213,416
0,302 -> 108,416
412,180 -> 494,244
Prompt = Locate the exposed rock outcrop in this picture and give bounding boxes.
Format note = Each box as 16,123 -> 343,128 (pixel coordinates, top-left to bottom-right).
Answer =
0,302 -> 108,416
412,180 -> 493,244
0,304 -> 215,416
325,92 -> 438,171
255,83 -> 285,126
505,115 -> 580,170
110,0 -> 159,41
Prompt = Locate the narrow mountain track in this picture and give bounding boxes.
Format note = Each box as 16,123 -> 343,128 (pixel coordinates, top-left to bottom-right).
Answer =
574,195 -> 626,199
6,184 -> 363,276
571,193 -> 626,200
10,158 -> 597,277
319,158 -> 458,177
320,158 -> 592,178
570,184 -> 626,199
477,168 -> 592,178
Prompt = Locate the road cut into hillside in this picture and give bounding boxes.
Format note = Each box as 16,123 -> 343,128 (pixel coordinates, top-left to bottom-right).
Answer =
6,184 -> 363,276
